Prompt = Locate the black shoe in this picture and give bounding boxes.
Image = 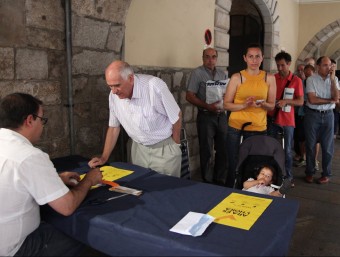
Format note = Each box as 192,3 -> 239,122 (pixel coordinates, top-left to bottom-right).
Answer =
279,179 -> 291,195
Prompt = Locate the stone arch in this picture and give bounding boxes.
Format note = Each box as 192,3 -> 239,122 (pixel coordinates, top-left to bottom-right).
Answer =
214,0 -> 280,73
297,19 -> 340,64
330,49 -> 340,63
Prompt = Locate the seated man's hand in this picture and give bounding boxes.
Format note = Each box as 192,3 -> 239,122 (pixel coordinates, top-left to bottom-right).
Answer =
59,171 -> 80,187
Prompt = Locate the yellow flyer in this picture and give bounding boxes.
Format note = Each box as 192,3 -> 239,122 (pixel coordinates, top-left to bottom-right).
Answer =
207,192 -> 272,230
80,166 -> 133,188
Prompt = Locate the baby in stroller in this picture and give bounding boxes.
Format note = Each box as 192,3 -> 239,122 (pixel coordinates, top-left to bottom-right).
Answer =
242,165 -> 290,197
234,134 -> 291,197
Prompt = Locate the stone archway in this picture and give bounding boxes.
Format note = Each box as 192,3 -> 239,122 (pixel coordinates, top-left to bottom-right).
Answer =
330,49 -> 340,63
297,19 -> 340,63
214,0 -> 280,73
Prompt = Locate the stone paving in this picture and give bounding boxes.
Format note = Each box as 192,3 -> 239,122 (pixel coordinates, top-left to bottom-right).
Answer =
287,137 -> 340,256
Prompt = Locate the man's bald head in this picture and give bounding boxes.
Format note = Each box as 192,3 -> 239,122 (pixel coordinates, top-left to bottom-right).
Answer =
105,60 -> 135,99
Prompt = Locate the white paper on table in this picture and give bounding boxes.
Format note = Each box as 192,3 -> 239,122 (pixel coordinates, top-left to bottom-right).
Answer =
282,88 -> 294,112
169,211 -> 214,237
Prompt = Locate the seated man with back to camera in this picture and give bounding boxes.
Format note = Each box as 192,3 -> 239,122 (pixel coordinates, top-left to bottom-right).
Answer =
88,60 -> 182,177
0,93 -> 103,256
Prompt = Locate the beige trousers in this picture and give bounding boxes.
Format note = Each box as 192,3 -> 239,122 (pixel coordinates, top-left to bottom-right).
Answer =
131,137 -> 182,177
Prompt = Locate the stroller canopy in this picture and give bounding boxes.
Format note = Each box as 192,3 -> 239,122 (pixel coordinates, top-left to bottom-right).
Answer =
235,135 -> 285,188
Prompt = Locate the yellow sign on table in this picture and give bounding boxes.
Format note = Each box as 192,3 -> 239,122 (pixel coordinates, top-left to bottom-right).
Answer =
207,193 -> 272,230
80,166 -> 133,189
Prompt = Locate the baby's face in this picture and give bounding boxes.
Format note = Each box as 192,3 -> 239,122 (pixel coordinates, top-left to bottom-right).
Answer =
257,168 -> 273,186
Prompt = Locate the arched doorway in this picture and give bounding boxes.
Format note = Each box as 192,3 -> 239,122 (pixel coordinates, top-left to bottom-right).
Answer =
228,0 -> 264,77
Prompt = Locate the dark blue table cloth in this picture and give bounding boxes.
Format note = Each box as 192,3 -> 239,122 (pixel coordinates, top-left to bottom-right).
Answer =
44,156 -> 299,256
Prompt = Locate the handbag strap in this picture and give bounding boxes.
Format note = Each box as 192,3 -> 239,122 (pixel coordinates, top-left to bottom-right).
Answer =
271,74 -> 295,119
278,74 -> 295,100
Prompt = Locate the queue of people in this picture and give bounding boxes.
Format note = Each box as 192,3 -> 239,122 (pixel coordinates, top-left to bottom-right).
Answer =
0,44 -> 339,256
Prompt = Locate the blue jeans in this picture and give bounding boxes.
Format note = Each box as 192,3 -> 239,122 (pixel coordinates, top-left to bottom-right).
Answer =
267,123 -> 294,180
197,111 -> 228,183
225,126 -> 266,188
333,109 -> 339,135
14,222 -> 84,256
304,108 -> 334,177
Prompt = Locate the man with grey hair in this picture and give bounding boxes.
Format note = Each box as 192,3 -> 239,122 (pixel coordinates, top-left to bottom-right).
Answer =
304,57 -> 316,67
89,60 -> 182,177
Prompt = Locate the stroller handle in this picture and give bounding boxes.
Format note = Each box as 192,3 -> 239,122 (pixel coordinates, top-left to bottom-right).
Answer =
240,122 -> 252,145
241,122 -> 252,131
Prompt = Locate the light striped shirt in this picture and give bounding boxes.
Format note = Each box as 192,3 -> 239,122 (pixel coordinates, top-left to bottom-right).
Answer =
109,74 -> 180,145
306,73 -> 339,110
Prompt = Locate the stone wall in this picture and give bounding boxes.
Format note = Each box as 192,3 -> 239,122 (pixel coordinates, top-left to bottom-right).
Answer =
69,0 -> 131,160
0,0 -> 132,161
0,0 -> 68,156
0,0 -> 200,177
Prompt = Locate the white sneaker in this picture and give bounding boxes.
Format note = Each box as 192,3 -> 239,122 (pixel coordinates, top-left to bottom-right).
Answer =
315,160 -> 320,171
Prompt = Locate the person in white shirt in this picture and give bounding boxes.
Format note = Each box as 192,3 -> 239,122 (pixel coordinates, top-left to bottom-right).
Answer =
0,93 -> 102,256
88,60 -> 182,177
304,56 -> 339,184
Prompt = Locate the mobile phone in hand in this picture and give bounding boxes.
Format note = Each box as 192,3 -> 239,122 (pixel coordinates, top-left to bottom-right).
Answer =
255,99 -> 264,104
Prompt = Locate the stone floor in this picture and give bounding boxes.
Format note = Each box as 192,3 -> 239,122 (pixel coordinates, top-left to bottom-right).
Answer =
80,138 -> 340,256
286,137 -> 340,256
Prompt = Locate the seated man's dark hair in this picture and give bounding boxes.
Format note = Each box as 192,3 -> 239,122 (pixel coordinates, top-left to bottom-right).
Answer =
0,92 -> 42,129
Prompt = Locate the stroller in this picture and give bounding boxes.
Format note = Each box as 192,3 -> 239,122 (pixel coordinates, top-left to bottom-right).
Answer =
233,134 -> 286,193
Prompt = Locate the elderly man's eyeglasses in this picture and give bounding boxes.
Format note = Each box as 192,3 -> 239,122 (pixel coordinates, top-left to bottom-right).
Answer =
32,114 -> 48,125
